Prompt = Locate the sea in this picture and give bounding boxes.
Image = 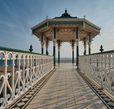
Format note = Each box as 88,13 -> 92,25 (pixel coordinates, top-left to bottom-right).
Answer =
0,58 -> 75,66
0,60 -> 13,66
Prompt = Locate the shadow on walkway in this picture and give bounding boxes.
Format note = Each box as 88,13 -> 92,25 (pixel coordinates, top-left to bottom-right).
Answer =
26,63 -> 107,109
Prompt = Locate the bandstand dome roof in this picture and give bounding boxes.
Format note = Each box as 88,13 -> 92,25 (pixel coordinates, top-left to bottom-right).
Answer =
32,10 -> 101,42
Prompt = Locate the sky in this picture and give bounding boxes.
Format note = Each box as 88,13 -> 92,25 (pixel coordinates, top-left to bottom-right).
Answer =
0,0 -> 114,58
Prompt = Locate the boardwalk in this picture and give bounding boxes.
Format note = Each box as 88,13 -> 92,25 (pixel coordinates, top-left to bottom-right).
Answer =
25,64 -> 107,109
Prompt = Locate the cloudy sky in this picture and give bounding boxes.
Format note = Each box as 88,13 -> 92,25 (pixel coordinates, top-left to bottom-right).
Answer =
0,0 -> 114,58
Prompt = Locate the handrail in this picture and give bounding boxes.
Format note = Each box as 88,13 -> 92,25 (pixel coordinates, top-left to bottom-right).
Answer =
0,46 -> 52,57
80,49 -> 114,57
0,47 -> 54,108
79,51 -> 114,100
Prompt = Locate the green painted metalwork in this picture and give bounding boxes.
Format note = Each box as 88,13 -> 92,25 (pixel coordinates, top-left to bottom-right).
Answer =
0,46 -> 52,57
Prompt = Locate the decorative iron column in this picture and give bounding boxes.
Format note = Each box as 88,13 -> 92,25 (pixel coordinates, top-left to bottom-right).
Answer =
83,38 -> 87,55
45,37 -> 49,55
53,27 -> 56,67
41,33 -> 44,54
88,33 -> 92,54
57,40 -> 61,65
75,27 -> 79,68
71,40 -> 75,64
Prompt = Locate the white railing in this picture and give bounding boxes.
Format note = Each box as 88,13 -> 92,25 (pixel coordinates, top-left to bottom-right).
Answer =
79,51 -> 114,96
0,47 -> 54,108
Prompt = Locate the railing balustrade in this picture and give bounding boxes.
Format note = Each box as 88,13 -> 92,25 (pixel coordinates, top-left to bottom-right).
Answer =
79,51 -> 114,96
0,47 -> 54,108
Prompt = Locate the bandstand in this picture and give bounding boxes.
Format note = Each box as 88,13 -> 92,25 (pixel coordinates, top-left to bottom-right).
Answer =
32,10 -> 101,68
2,10 -> 114,109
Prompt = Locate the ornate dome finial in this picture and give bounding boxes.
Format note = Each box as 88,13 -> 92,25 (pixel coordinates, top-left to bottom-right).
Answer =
54,9 -> 76,19
65,8 -> 67,13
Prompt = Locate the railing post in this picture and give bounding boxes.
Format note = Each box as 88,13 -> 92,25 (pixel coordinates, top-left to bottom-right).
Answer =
27,55 -> 29,86
12,52 -> 15,99
100,54 -> 103,89
4,51 -> 8,106
23,55 -> 26,89
18,55 -> 21,94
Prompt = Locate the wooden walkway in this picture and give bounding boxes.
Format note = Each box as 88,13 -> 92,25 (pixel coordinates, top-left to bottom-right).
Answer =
25,64 -> 107,109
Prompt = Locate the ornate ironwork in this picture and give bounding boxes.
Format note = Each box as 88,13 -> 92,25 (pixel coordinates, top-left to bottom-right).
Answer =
29,45 -> 33,52
0,47 -> 53,108
79,52 -> 114,96
100,45 -> 104,53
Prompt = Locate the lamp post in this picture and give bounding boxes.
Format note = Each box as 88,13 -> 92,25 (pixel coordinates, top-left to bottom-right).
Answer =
29,45 -> 33,52
99,45 -> 104,53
